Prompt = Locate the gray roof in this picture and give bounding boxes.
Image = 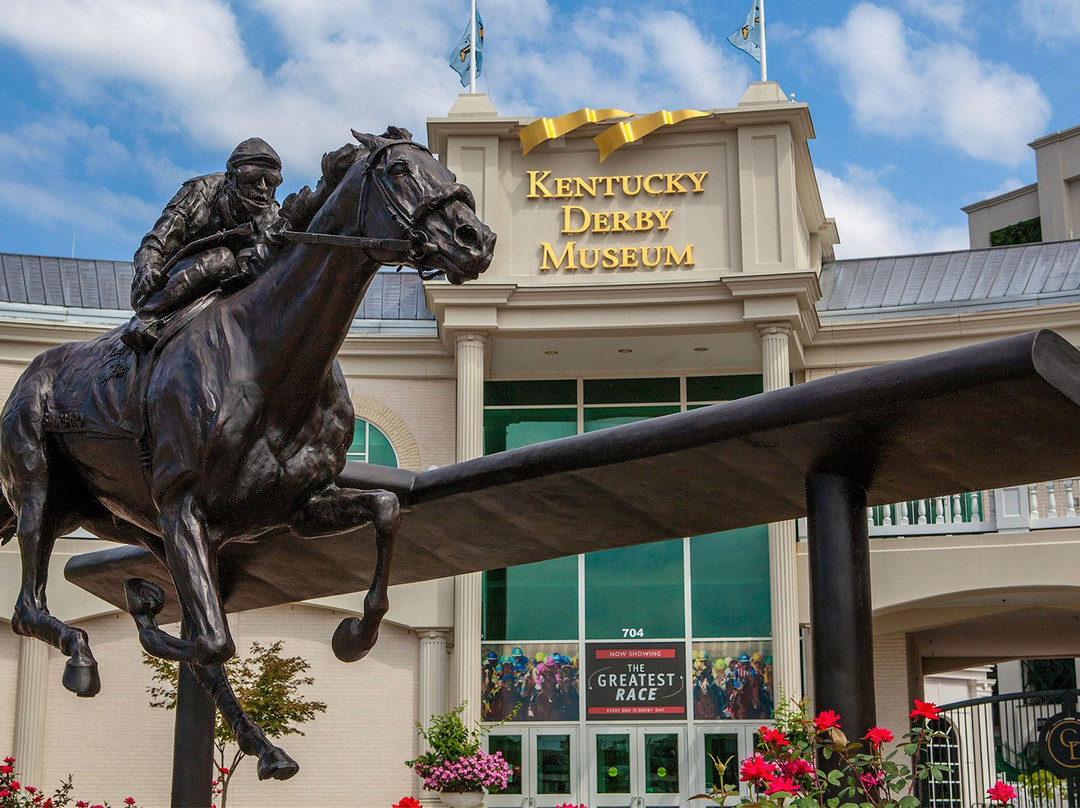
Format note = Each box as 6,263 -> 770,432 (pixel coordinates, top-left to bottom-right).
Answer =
0,253 -> 435,332
819,240 -> 1080,320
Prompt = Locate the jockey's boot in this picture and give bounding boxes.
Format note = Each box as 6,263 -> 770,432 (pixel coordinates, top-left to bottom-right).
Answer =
120,313 -> 164,352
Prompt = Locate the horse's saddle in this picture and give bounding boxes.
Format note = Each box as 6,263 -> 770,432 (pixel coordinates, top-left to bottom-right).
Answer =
42,295 -> 219,440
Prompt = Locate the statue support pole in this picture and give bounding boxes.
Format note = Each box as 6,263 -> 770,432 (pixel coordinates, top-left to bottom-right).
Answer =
805,473 -> 877,739
172,621 -> 216,808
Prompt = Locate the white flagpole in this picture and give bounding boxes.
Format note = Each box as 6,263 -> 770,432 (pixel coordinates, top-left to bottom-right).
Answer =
759,0 -> 767,82
469,0 -> 477,93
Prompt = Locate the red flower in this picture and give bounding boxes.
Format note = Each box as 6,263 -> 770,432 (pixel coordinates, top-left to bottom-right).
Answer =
393,799 -> 422,808
987,782 -> 1017,803
909,700 -> 940,720
781,758 -> 815,777
125,799 -> 137,806
219,767 -> 230,775
759,726 -> 790,747
864,726 -> 894,748
11,781 -> 20,790
0,790 -> 10,799
26,785 -> 37,793
76,802 -> 89,807
740,754 -> 777,782
765,775 -> 801,795
814,710 -> 842,731
0,766 -> 10,774
3,757 -> 13,764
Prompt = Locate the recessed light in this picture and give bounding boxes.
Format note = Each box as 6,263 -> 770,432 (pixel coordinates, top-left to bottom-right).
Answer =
694,347 -> 708,352
618,348 -> 633,354
544,350 -> 559,355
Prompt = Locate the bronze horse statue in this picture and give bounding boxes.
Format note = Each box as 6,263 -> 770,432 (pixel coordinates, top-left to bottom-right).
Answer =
0,128 -> 494,779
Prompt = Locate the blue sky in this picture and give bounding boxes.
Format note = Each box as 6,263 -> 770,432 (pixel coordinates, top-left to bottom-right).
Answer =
0,0 -> 1078,263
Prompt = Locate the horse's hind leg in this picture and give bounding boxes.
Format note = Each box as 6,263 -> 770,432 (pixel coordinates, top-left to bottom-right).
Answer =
3,411 -> 99,695
192,663 -> 299,781
289,486 -> 400,662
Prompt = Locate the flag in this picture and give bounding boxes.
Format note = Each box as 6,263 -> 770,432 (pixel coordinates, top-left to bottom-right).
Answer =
448,8 -> 484,87
728,0 -> 761,63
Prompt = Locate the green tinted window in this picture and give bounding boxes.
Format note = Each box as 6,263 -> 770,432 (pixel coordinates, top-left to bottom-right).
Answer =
488,735 -> 523,795
690,525 -> 771,637
483,557 -> 579,641
686,374 -> 763,403
585,540 -> 684,639
346,420 -> 398,467
485,408 -> 576,454
485,379 -> 577,406
583,405 -> 679,432
584,377 -> 679,404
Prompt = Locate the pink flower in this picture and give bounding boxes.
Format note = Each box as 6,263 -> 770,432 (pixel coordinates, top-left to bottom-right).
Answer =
740,754 -> 777,783
988,782 -> 1017,803
814,710 -> 842,731
909,700 -> 940,720
764,775 -> 801,795
864,726 -> 894,749
859,770 -> 883,790
759,726 -> 789,747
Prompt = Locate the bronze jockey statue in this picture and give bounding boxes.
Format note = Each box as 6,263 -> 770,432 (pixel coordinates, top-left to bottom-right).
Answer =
121,137 -> 285,351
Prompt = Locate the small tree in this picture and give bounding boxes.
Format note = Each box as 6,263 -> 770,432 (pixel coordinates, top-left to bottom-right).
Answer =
144,641 -> 327,808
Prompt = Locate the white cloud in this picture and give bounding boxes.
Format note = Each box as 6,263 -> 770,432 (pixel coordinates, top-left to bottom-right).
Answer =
813,3 -> 1051,166
817,165 -> 969,259
1018,0 -> 1080,45
901,0 -> 966,32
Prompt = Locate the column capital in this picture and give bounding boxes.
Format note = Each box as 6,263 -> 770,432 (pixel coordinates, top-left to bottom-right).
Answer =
454,331 -> 489,348
757,322 -> 793,339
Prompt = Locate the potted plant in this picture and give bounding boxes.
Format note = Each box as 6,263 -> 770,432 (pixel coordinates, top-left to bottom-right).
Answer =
406,703 -> 511,808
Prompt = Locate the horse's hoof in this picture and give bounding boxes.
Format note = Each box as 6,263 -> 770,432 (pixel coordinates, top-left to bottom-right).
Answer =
331,616 -> 374,663
257,747 -> 299,781
124,578 -> 165,620
63,657 -> 101,698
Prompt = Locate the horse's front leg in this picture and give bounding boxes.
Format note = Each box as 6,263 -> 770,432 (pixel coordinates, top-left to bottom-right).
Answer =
192,663 -> 299,781
126,493 -> 234,666
289,485 -> 400,662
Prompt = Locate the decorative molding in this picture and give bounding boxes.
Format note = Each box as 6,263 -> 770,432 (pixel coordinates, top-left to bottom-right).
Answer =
349,394 -> 422,472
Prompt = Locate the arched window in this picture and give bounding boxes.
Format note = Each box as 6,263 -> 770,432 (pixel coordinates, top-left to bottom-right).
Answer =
346,419 -> 398,468
918,717 -> 962,808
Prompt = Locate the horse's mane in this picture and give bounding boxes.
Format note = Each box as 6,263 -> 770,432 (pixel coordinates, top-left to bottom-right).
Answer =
279,126 -> 413,232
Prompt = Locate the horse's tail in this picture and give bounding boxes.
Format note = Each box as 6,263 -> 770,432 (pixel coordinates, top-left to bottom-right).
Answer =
0,493 -> 15,545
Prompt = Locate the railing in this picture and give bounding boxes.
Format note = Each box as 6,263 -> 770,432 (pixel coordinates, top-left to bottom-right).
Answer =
797,478 -> 1080,539
932,689 -> 1080,808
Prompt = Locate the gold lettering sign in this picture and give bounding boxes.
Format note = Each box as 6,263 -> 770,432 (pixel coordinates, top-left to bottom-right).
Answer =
527,168 -> 706,274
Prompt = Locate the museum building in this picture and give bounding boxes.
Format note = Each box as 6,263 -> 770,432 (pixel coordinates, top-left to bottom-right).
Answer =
0,84 -> 1079,807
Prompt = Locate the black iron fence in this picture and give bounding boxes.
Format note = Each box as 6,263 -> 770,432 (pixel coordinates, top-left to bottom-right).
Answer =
933,689 -> 1079,808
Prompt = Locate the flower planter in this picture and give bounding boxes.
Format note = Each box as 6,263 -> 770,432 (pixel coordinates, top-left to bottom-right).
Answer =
438,792 -> 485,808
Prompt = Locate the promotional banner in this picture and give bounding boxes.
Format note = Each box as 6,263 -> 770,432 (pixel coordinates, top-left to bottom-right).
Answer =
585,642 -> 686,719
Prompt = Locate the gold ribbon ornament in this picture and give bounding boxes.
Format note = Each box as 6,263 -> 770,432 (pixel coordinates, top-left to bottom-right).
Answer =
519,108 -> 633,157
594,109 -> 711,162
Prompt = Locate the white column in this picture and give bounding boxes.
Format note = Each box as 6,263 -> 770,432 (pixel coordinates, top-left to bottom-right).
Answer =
453,333 -> 487,729
416,629 -> 449,747
13,636 -> 50,785
759,323 -> 802,703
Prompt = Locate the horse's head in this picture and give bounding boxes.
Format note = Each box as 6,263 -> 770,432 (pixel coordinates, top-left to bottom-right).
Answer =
348,127 -> 495,284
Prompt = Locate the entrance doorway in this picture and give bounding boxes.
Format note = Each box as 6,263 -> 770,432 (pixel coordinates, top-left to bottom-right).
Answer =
588,726 -> 687,807
488,727 -> 580,807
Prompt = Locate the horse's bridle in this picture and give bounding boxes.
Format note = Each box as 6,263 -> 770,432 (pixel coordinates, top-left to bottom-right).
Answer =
282,139 -> 476,280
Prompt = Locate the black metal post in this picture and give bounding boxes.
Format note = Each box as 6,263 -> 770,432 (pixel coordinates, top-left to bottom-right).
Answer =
171,623 -> 216,808
805,472 -> 877,740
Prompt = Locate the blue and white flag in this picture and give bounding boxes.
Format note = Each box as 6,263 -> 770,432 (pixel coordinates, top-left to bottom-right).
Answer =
449,8 -> 484,87
728,0 -> 762,63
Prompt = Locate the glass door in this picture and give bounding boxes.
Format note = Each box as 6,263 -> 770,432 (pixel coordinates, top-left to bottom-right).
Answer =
488,727 -> 580,807
695,725 -> 758,804
589,726 -> 686,808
